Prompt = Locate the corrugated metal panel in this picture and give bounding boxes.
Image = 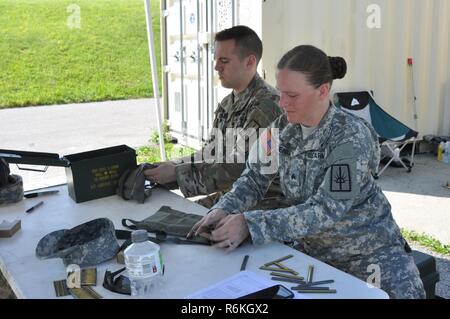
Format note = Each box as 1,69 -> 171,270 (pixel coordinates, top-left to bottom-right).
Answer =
237,0 -> 262,39
262,0 -> 450,136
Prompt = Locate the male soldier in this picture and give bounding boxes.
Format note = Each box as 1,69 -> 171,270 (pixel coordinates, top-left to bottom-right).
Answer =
144,25 -> 284,209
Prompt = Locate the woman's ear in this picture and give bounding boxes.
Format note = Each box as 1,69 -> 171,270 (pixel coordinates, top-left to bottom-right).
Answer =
318,83 -> 331,100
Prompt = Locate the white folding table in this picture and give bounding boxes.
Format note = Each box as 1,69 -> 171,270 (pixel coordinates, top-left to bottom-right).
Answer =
0,185 -> 388,299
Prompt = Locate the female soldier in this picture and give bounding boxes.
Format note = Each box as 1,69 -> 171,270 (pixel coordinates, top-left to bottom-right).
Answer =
188,45 -> 425,299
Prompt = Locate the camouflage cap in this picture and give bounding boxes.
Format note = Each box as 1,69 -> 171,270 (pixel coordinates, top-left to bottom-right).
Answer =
36,218 -> 120,267
0,158 -> 10,187
0,174 -> 24,205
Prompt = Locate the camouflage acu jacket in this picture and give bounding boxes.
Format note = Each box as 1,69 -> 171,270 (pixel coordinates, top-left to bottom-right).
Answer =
213,105 -> 409,265
174,73 -> 283,200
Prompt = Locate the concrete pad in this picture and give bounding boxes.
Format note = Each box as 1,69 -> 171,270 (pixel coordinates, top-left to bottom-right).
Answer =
1,98 -> 159,191
376,153 -> 450,245
1,98 -> 158,155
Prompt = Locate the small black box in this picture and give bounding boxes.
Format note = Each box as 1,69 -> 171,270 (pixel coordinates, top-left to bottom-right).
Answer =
412,250 -> 440,299
63,145 -> 137,203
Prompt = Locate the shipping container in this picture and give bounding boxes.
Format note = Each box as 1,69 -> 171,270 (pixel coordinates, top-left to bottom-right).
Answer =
161,0 -> 450,147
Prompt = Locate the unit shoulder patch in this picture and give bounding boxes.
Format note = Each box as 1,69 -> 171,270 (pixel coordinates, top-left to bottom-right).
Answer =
330,164 -> 352,192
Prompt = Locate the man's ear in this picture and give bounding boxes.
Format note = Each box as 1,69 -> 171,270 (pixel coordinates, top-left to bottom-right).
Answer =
246,55 -> 257,69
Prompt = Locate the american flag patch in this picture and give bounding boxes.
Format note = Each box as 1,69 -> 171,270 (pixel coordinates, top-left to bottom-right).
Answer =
262,129 -> 272,156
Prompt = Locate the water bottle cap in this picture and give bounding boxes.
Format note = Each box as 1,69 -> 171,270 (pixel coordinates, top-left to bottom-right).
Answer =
131,229 -> 148,243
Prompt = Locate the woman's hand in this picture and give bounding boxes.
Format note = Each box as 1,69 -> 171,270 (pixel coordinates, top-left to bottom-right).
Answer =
187,208 -> 229,239
210,214 -> 250,252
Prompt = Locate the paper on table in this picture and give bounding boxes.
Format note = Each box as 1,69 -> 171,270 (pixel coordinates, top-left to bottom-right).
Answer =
185,270 -> 308,299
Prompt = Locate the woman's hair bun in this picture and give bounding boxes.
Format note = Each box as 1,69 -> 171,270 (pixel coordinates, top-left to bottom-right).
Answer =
329,56 -> 347,79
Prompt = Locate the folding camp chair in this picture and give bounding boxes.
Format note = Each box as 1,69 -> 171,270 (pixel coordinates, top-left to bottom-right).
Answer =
333,91 -> 418,179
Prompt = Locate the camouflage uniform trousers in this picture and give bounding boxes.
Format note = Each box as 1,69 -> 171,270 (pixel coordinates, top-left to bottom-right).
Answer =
318,245 -> 426,299
194,191 -> 226,208
195,191 -> 293,210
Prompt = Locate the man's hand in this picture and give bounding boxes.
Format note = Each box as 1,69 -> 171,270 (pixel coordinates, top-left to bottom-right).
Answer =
144,162 -> 176,185
187,208 -> 229,239
210,214 -> 250,252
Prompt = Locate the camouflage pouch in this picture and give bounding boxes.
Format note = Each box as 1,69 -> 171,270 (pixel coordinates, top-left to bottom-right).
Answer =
121,205 -> 210,245
116,163 -> 156,203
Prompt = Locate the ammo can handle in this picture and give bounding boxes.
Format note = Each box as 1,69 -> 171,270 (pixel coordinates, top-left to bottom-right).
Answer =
15,164 -> 49,173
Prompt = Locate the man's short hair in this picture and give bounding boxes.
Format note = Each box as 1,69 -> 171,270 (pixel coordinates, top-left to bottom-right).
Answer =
214,25 -> 262,63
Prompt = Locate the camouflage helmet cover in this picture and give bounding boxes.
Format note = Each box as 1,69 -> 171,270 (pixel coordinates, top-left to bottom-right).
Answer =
36,218 -> 120,267
0,174 -> 24,205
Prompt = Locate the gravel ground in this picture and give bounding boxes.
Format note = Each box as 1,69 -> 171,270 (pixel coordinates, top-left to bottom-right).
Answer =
1,245 -> 448,299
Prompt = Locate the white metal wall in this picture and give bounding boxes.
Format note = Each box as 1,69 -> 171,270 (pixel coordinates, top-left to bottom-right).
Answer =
162,0 -> 238,148
261,0 -> 450,136
236,0 -> 262,43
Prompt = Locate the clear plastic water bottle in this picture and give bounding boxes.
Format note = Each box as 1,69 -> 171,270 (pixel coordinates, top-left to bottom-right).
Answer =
124,230 -> 163,298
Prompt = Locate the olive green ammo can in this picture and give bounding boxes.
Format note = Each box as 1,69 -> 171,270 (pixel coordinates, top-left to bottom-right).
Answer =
63,145 -> 137,203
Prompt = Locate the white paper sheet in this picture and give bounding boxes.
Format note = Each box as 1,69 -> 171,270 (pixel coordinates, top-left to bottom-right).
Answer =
185,270 -> 308,299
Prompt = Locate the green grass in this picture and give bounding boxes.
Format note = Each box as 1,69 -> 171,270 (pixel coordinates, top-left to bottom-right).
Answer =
136,143 -> 195,164
136,124 -> 196,163
402,228 -> 450,256
0,0 -> 161,108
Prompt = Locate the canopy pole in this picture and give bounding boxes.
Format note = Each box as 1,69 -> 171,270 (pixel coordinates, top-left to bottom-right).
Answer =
144,0 -> 166,161
407,57 -> 419,132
